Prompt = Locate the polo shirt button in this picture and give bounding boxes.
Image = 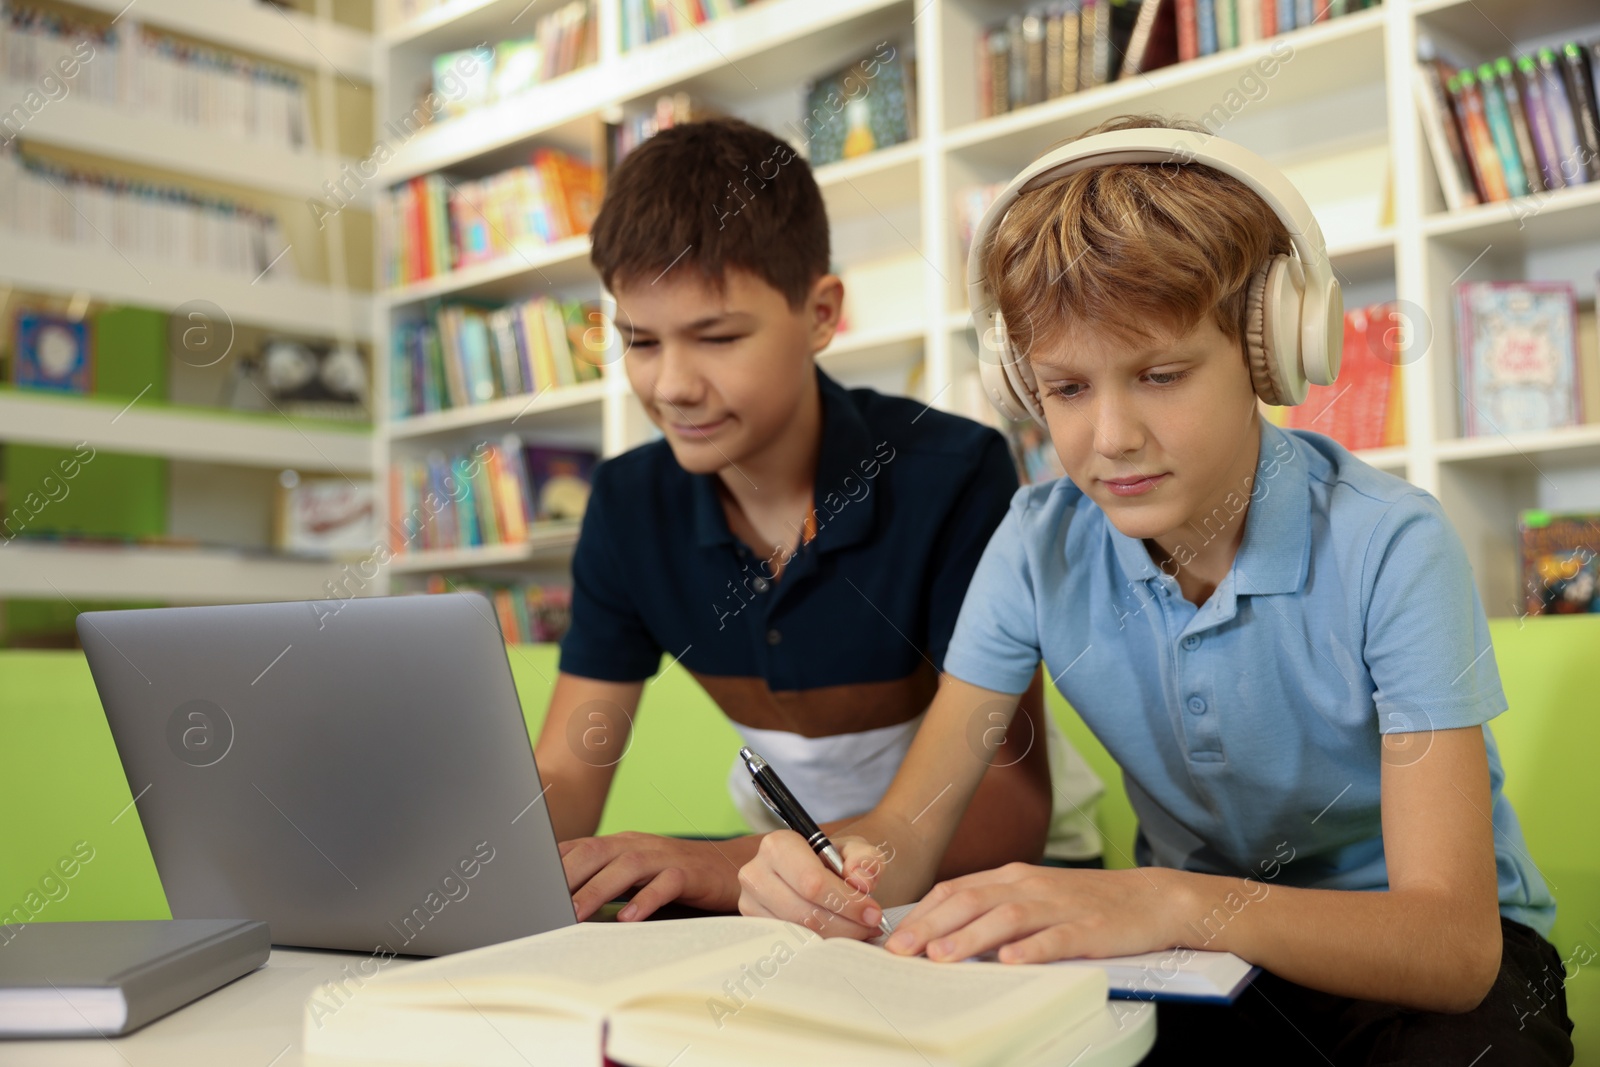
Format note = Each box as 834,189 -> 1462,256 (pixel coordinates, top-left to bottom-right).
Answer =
766,629 -> 782,645
1187,695 -> 1206,714
1183,635 -> 1200,650
752,577 -> 770,593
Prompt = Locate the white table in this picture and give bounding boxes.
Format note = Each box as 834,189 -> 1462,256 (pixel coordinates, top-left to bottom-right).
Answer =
1,945 -> 1155,1066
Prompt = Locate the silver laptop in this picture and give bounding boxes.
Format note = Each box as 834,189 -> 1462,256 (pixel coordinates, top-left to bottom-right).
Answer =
77,591 -> 577,956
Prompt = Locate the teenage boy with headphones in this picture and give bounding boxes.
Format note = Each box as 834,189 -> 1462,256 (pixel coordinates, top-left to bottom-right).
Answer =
736,114 -> 1573,1064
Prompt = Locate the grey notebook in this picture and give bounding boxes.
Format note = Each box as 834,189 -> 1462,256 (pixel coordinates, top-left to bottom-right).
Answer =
0,919 -> 269,1038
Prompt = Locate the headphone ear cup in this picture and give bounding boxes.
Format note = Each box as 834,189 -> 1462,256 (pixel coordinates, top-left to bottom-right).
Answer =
1244,254 -> 1309,407
1008,348 -> 1046,425
975,311 -> 1048,425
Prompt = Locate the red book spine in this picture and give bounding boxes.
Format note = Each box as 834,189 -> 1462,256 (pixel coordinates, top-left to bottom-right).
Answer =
1176,0 -> 1198,61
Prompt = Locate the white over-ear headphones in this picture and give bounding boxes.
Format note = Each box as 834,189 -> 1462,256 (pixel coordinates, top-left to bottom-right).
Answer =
967,127 -> 1343,425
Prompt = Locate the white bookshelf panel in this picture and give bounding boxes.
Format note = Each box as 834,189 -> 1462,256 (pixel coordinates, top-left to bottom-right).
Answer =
385,520 -> 582,573
0,542 -> 351,603
0,390 -> 373,473
386,378 -> 611,441
0,234 -> 373,342
70,0 -> 375,80
383,236 -> 595,306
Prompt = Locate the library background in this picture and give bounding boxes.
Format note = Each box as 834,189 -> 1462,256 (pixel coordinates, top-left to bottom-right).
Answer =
0,0 -> 1598,1056
1,3 -> 1598,646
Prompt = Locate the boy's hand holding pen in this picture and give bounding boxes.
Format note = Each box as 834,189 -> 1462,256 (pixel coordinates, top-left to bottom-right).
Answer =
737,746 -> 895,939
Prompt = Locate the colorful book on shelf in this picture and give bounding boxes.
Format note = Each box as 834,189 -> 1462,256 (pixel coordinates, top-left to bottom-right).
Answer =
1454,281 -> 1582,438
1560,42 -> 1600,181
13,313 -> 90,393
1535,47 -> 1585,185
1476,63 -> 1531,198
433,46 -> 494,119
391,296 -> 603,418
1283,302 -> 1405,453
385,149 -> 601,285
1120,0 -> 1177,80
522,445 -> 597,522
1517,53 -> 1567,193
1494,57 -> 1546,197
425,579 -> 572,643
621,0 -> 753,50
802,42 -> 916,166
1517,510 -> 1600,616
389,440 -> 597,556
1452,69 -> 1512,202
1413,59 -> 1481,212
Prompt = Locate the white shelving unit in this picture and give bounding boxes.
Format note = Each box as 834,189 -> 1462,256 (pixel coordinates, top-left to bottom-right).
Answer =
0,0 -> 379,625
375,0 -> 1595,613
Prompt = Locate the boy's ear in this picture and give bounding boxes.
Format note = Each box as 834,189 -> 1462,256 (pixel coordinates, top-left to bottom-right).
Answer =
806,273 -> 846,354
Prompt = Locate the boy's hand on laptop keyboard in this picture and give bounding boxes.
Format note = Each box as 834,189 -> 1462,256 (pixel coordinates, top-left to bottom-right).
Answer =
560,832 -> 746,921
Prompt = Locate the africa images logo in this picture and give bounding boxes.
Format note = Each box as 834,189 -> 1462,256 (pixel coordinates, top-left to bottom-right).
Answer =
165,699 -> 235,768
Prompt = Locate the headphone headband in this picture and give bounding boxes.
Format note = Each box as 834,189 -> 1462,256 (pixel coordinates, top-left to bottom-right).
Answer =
967,128 -> 1341,420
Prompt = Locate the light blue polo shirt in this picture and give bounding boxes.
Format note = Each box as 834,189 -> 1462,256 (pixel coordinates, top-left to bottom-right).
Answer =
943,416 -> 1556,937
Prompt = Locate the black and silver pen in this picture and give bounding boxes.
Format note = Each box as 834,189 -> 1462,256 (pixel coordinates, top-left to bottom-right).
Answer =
739,745 -> 894,937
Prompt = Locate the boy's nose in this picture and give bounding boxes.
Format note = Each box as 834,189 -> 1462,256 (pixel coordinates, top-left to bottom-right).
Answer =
653,345 -> 703,408
1090,394 -> 1147,460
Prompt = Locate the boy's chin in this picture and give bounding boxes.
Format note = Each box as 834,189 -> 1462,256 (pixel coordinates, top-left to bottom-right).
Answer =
662,435 -> 743,476
1088,492 -> 1185,542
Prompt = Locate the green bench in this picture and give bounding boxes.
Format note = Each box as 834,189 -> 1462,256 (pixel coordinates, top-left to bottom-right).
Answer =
3,615 -> 1594,1058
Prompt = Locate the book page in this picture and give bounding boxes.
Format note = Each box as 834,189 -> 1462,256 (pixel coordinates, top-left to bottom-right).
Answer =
615,934 -> 1103,1064
350,918 -> 799,1013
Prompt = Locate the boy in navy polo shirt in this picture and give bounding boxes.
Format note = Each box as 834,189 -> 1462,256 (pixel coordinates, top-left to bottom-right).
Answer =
738,114 -> 1572,1064
533,117 -> 1105,924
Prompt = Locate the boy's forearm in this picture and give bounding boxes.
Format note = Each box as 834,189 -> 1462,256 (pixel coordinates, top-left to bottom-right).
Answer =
1165,870 -> 1503,1012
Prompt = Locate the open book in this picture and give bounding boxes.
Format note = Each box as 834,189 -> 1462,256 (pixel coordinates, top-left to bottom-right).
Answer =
881,903 -> 1258,1003
301,916 -> 1114,1067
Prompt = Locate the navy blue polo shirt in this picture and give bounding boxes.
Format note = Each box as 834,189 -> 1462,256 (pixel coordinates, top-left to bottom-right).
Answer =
558,366 -> 1017,740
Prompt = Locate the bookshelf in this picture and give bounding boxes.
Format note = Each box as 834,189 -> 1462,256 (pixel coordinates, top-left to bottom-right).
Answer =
369,0 -> 1600,623
0,0 -> 378,637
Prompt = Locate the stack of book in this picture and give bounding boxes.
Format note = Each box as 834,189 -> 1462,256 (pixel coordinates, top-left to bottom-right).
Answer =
621,0 -> 759,51
390,296 -> 605,417
0,152 -> 295,279
1,2 -> 314,151
1415,38 -> 1600,211
383,148 -> 603,285
389,439 -> 597,555
428,2 -> 595,121
978,0 -> 1381,116
1277,301 -> 1406,453
420,577 -> 574,642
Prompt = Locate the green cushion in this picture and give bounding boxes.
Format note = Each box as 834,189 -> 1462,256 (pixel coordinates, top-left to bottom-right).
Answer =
3,617 -> 1595,1058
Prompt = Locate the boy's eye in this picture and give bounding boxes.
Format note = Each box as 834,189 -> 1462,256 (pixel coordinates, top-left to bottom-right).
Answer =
1147,370 -> 1188,385
1044,384 -> 1082,400
626,337 -> 658,349
703,335 -> 741,345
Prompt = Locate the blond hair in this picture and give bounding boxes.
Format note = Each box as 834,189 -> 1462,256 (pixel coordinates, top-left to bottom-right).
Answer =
982,114 -> 1293,358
